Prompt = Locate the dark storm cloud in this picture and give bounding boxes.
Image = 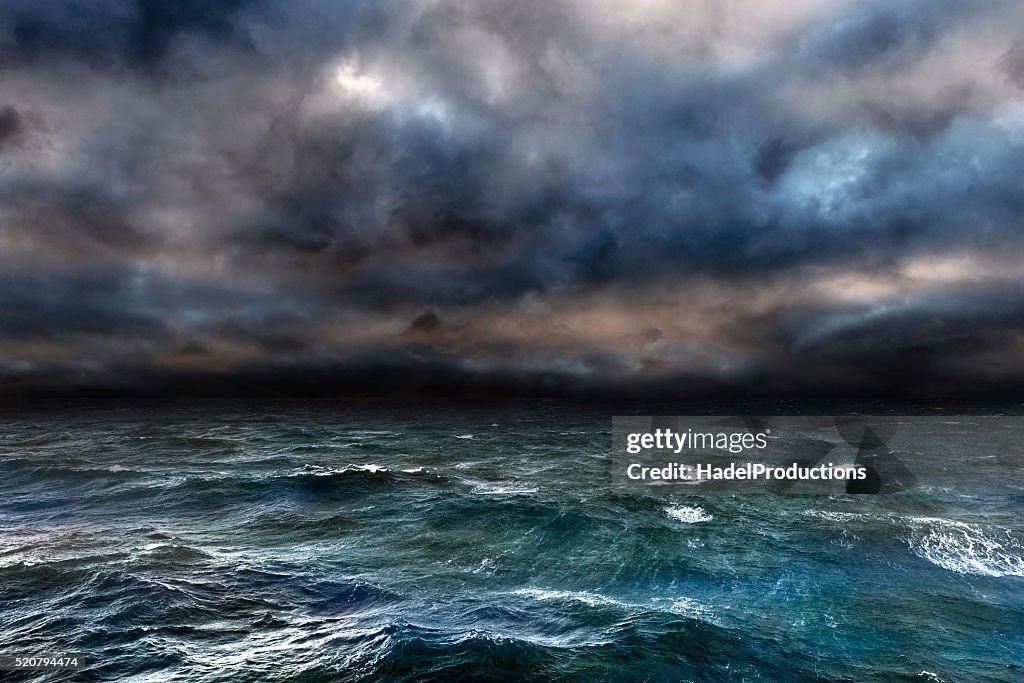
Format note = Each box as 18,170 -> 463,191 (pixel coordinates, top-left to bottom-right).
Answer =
805,0 -> 965,74
0,267 -> 165,340
2,0 -> 1024,396
0,178 -> 154,251
765,284 -> 1024,389
1,0 -> 256,68
0,106 -> 24,149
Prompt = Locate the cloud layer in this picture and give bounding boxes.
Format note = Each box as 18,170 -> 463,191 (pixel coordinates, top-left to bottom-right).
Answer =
2,0 -> 1024,397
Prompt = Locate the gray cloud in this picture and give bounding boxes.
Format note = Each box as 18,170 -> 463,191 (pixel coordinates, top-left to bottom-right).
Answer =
2,0 -> 1024,396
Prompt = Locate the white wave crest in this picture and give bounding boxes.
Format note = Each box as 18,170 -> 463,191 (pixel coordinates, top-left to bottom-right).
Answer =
295,464 -> 390,477
513,589 -> 716,623
349,464 -> 388,473
658,596 -> 714,619
800,510 -> 877,522
510,588 -> 624,608
471,481 -> 538,496
665,505 -> 712,524
907,518 -> 1024,577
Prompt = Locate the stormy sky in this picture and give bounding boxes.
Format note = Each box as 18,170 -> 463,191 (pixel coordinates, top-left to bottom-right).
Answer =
2,0 -> 1024,398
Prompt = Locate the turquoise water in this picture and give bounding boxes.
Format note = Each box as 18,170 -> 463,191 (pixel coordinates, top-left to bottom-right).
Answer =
1,402 -> 1022,681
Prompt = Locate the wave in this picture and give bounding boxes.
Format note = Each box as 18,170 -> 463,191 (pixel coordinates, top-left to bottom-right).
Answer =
135,543 -> 215,562
124,464 -> 450,509
905,517 -> 1024,578
802,508 -> 1024,577
293,464 -> 390,476
509,588 -> 715,622
470,481 -> 539,496
509,587 -> 627,609
2,461 -> 145,479
665,505 -> 712,523
800,510 -> 878,522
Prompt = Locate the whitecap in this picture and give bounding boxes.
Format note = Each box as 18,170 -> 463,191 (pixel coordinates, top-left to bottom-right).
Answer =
665,505 -> 712,523
472,557 -> 497,574
295,464 -> 390,477
661,596 -> 714,619
800,510 -> 873,522
472,481 -> 538,496
348,464 -> 389,474
906,517 -> 1024,577
514,588 -> 717,623
510,588 -> 625,608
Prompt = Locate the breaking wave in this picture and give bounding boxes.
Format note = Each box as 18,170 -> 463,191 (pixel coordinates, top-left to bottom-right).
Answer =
665,505 -> 713,523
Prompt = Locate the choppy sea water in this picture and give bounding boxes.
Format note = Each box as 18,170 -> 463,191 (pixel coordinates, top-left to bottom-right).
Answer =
1,401 -> 1022,682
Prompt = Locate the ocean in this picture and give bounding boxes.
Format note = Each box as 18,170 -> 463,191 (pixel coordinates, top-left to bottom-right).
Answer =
1,401 -> 1022,682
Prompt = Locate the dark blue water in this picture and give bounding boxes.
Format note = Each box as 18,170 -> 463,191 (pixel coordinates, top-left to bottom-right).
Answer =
1,402 -> 1022,681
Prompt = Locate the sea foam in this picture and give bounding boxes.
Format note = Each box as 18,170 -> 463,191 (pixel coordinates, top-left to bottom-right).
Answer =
665,505 -> 713,523
907,517 -> 1024,577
